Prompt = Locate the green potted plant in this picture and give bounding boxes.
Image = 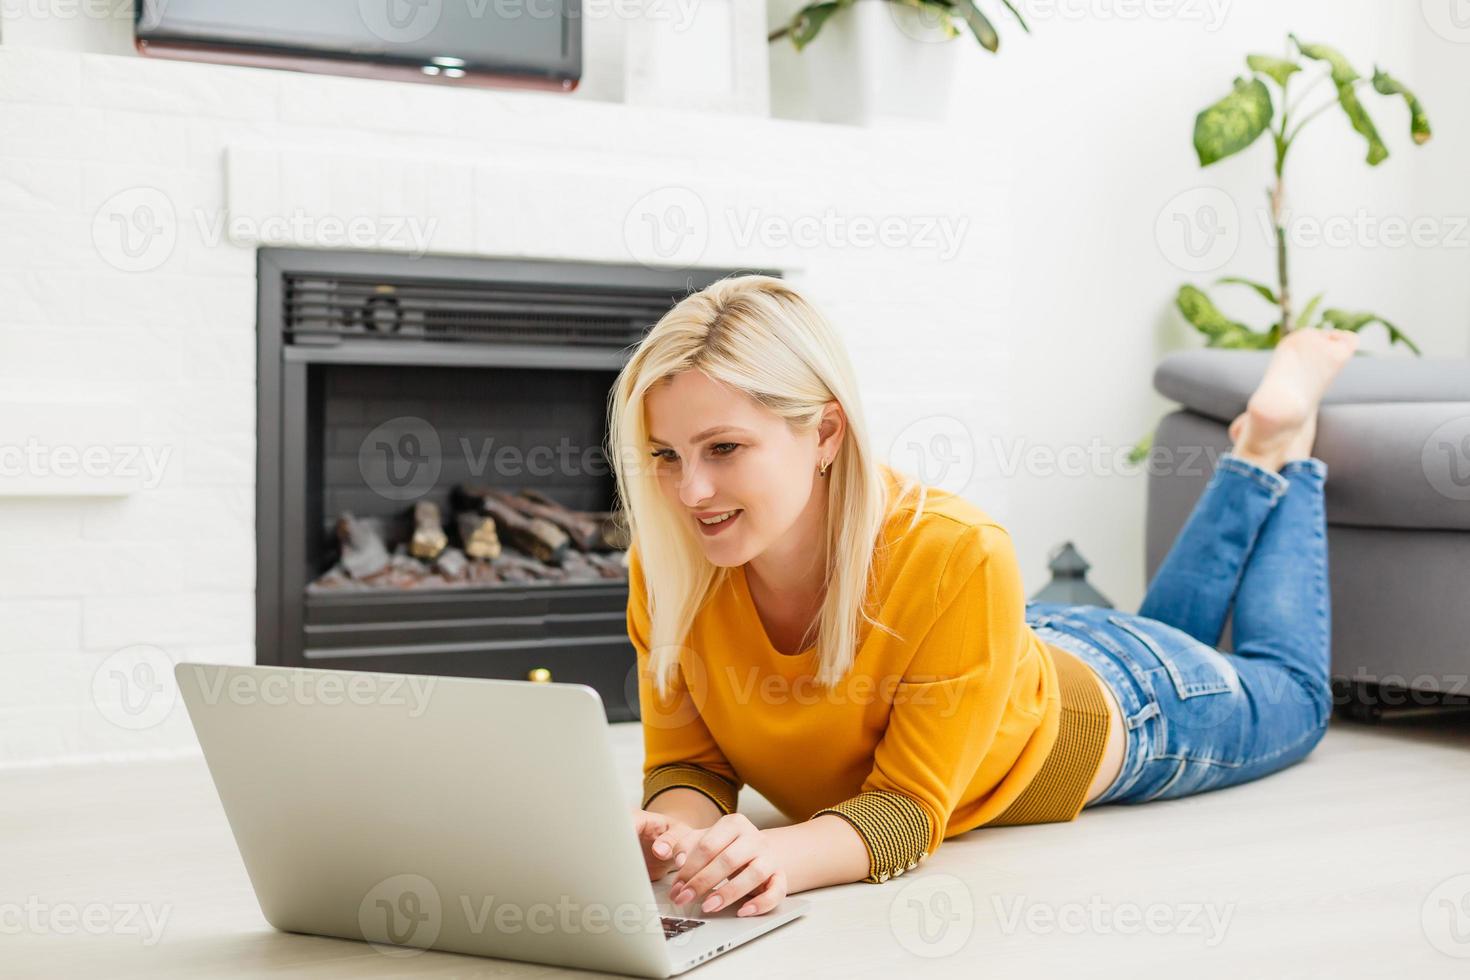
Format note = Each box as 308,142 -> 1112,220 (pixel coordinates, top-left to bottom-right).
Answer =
766,0 -> 1027,125
1133,34 -> 1431,462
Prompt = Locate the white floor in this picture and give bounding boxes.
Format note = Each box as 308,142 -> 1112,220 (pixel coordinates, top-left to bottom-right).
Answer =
6,709 -> 1470,979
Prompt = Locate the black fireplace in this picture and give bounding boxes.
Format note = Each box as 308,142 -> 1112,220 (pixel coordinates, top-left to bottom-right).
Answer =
255,248 -> 764,720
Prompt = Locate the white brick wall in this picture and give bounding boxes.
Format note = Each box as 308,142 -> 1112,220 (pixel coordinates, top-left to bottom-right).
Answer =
8,3 -> 1465,770
0,45 -> 1007,767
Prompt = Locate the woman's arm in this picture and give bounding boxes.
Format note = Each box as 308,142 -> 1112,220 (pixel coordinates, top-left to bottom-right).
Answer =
761,815 -> 871,893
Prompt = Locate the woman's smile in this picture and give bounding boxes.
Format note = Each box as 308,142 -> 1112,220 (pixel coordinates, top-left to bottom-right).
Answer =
695,508 -> 744,535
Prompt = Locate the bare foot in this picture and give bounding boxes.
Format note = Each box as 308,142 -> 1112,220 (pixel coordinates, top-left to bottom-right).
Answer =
1231,329 -> 1358,472
1232,408 -> 1317,464
1228,411 -> 1246,445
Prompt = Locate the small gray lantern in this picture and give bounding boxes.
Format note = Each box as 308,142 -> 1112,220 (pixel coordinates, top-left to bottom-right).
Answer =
1029,541 -> 1113,608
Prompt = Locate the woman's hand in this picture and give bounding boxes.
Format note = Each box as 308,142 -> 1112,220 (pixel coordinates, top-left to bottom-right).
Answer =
631,808 -> 696,882
664,813 -> 788,917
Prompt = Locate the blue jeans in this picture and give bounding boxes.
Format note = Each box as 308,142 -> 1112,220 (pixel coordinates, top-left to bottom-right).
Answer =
1025,452 -> 1333,806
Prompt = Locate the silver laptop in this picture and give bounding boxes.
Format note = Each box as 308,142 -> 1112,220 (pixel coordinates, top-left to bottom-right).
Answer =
175,661 -> 809,977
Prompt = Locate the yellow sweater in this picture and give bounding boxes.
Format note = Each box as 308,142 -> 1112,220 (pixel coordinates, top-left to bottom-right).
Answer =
629,466 -> 1112,883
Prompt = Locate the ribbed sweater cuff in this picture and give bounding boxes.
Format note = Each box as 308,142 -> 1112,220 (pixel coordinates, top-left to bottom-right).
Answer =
642,764 -> 740,816
811,790 -> 932,883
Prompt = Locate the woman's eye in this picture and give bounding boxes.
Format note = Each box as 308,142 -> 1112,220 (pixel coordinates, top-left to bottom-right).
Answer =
648,444 -> 737,463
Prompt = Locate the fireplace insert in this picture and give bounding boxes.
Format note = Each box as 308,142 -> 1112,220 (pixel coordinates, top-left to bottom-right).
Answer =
255,248 -> 766,720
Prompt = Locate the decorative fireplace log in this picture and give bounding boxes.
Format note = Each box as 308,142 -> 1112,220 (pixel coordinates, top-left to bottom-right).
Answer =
410,501 -> 449,560
457,487 -> 570,565
466,559 -> 501,585
585,551 -> 630,579
562,550 -> 630,582
335,513 -> 390,578
434,546 -> 468,581
362,546 -> 434,589
491,552 -> 551,583
456,511 -> 502,560
508,489 -> 604,551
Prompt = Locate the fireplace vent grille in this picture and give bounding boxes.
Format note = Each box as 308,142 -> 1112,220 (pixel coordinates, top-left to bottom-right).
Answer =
284,274 -> 677,348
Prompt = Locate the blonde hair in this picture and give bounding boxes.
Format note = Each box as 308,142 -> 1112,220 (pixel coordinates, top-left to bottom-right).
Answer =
607,275 -> 925,697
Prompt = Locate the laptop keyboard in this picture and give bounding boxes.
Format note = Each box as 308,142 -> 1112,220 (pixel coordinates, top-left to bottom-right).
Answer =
661,915 -> 707,939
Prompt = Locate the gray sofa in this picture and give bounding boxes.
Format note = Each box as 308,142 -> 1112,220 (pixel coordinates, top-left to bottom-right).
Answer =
1146,349 -> 1470,720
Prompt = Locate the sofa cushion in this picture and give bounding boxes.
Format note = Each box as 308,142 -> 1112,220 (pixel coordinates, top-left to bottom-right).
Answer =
1150,401 -> 1470,532
1314,402 -> 1470,531
1153,349 -> 1470,424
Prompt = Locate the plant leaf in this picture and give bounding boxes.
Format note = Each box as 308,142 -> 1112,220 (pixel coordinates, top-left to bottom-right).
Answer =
1319,308 -> 1423,355
1193,77 -> 1274,167
1371,67 -> 1432,145
1290,35 -> 1361,86
1290,35 -> 1388,164
1337,82 -> 1390,165
1296,291 -> 1325,328
953,1 -> 999,52
998,0 -> 1031,32
1247,53 -> 1300,88
1127,431 -> 1153,466
1176,285 -> 1273,348
787,0 -> 851,51
1216,275 -> 1279,305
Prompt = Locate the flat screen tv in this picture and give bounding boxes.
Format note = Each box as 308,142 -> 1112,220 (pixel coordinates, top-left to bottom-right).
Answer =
135,0 -> 580,92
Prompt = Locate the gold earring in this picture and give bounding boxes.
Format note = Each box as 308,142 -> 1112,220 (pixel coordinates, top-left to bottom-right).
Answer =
819,459 -> 830,477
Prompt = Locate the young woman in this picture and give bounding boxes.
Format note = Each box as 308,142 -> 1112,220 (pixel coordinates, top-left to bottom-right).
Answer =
608,274 -> 1357,918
